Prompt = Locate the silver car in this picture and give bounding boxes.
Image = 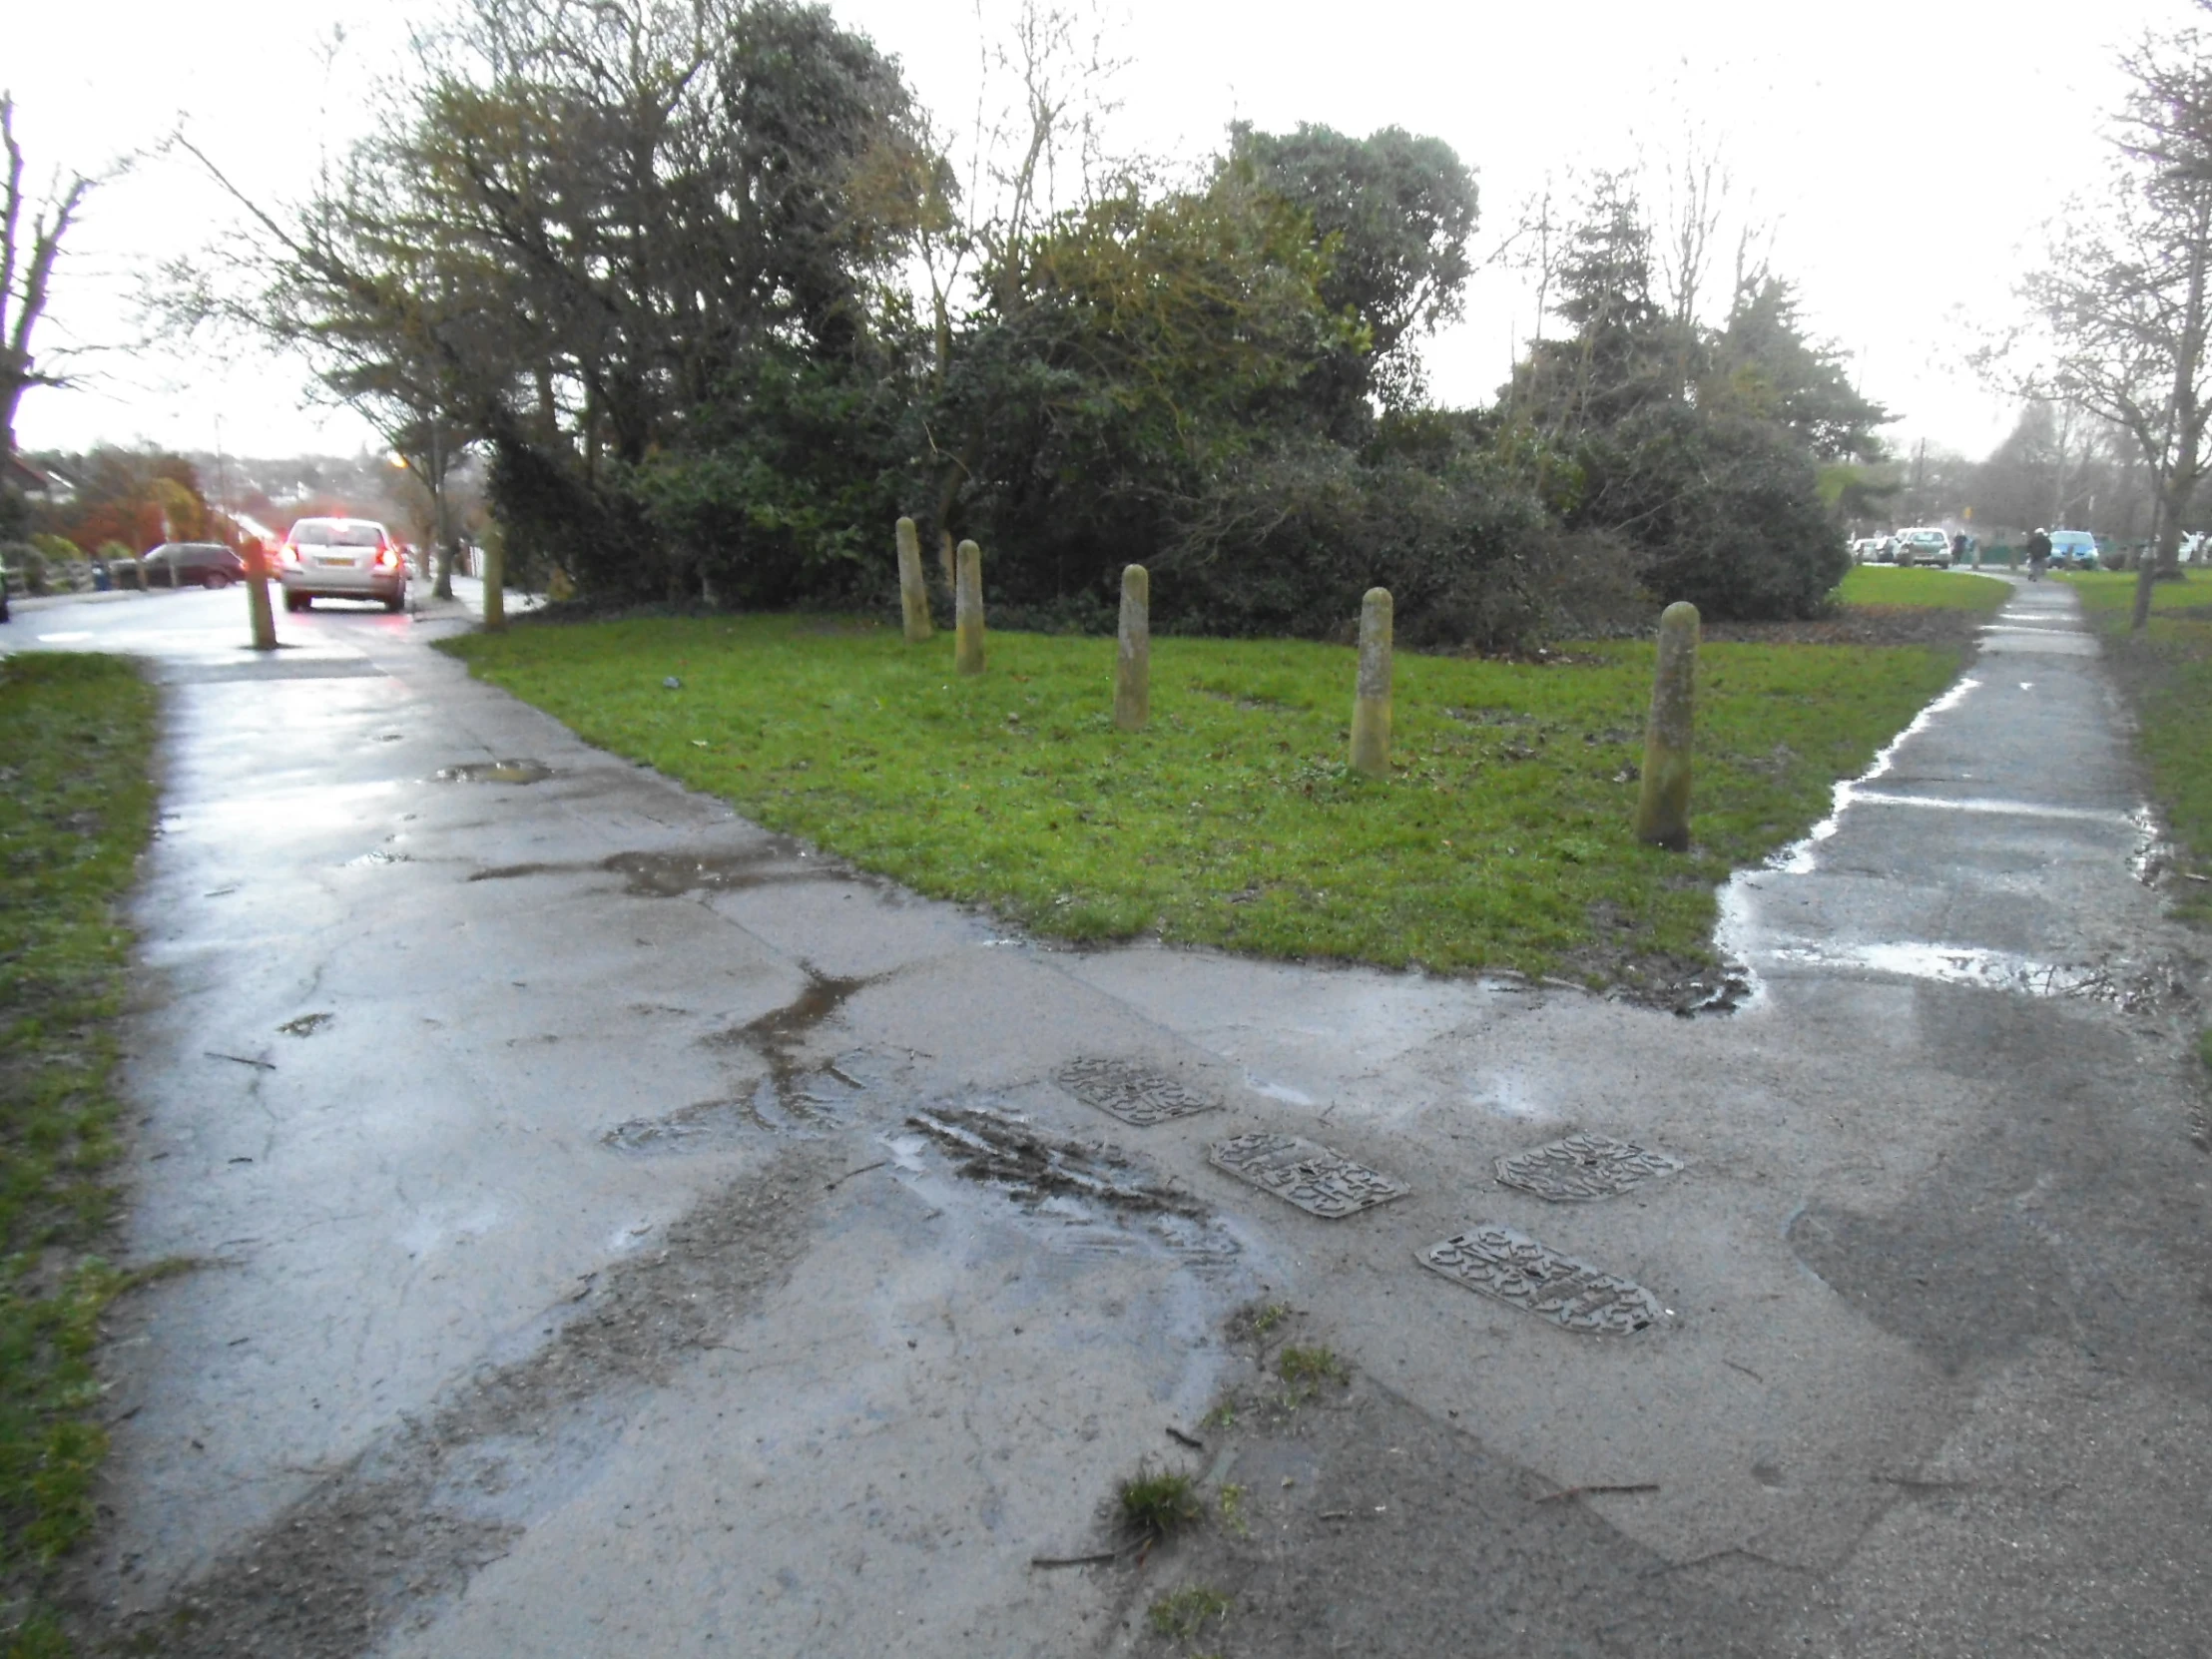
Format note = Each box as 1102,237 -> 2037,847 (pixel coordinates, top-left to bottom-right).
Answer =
277,517 -> 409,612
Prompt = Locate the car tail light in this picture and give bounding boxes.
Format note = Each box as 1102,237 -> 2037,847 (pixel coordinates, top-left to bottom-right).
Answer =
373,546 -> 397,569
279,541 -> 300,565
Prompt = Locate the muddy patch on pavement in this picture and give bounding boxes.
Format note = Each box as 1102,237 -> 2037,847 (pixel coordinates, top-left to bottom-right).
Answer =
1107,1310 -> 1794,1658
466,842 -> 844,898
79,1146 -> 833,1657
906,1106 -> 1203,1216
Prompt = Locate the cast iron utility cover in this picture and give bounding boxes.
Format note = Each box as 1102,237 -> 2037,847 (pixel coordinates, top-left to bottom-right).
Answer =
1494,1133 -> 1683,1202
1208,1134 -> 1408,1218
1419,1225 -> 1664,1334
1054,1058 -> 1218,1126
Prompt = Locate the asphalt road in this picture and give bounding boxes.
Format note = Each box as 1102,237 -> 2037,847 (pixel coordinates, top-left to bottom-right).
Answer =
8,576 -> 2208,1657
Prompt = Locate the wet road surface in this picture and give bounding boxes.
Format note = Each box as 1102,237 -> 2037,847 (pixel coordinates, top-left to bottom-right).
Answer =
9,577 -> 2208,1656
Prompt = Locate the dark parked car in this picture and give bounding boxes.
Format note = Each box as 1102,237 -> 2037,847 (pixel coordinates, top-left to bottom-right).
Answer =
144,542 -> 249,589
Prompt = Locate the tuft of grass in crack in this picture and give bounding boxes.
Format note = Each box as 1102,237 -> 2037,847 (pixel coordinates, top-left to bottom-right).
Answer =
1277,1345 -> 1348,1386
1149,1583 -> 1232,1643
0,653 -> 161,1649
1216,1481 -> 1250,1538
443,614 -> 1962,986
1229,1301 -> 1290,1346
1118,1464 -> 1205,1544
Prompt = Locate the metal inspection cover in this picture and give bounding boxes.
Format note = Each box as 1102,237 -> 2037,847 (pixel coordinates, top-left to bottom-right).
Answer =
1495,1133 -> 1683,1202
1208,1134 -> 1408,1218
1054,1057 -> 1219,1127
1418,1225 -> 1664,1335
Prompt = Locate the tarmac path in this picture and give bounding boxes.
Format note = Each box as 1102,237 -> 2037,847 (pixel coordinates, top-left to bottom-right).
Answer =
7,576 -> 2208,1656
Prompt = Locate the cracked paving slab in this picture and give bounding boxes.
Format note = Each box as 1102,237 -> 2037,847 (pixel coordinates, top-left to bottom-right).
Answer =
10,578 -> 2209,1656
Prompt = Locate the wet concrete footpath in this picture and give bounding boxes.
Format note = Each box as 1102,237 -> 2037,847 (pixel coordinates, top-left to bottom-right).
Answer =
9,577 -> 2210,1657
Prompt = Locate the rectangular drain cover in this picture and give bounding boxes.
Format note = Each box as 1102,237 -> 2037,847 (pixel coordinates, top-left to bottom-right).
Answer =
1419,1225 -> 1663,1334
1494,1134 -> 1682,1202
1208,1134 -> 1407,1218
1054,1058 -> 1218,1126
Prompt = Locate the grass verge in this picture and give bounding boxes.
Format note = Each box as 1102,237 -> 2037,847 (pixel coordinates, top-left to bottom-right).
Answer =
443,615 -> 1965,992
1835,566 -> 2010,610
0,654 -> 159,1653
2064,571 -> 2212,924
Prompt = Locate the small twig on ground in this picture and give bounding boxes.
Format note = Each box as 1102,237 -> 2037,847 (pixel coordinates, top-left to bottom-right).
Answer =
1536,1482 -> 1658,1503
1030,1548 -> 1126,1569
1723,1359 -> 1764,1382
1318,1509 -> 1355,1519
825,1063 -> 866,1089
206,1051 -> 276,1070
824,1159 -> 889,1191
1165,1426 -> 1204,1450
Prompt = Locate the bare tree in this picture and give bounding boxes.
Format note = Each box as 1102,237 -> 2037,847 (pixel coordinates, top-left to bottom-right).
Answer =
0,94 -> 95,461
2016,10 -> 2212,627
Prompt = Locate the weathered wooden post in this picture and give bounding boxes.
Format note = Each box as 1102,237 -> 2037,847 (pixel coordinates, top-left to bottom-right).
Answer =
954,539 -> 986,674
482,532 -> 506,633
895,516 -> 933,642
1350,587 -> 1392,779
1114,564 -> 1150,730
1633,601 -> 1699,849
243,538 -> 277,651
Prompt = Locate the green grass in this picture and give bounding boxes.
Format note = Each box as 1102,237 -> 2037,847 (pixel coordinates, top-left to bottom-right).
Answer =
2064,571 -> 2212,924
0,653 -> 161,1650
1118,1465 -> 1206,1543
1836,566 -> 2011,610
442,614 -> 1964,986
1148,1583 -> 1232,1643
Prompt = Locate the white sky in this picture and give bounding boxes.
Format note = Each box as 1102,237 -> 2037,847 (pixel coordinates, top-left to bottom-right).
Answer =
7,0 -> 2185,461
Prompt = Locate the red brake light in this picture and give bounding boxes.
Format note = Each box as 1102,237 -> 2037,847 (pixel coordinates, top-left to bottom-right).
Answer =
279,542 -> 300,565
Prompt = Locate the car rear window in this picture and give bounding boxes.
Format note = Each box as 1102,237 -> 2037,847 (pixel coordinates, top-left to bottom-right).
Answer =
292,521 -> 384,547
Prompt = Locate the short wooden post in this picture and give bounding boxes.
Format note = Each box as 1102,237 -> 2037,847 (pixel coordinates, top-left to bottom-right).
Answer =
895,516 -> 933,642
1633,601 -> 1699,849
1113,564 -> 1150,730
954,539 -> 985,674
1350,587 -> 1391,779
244,539 -> 277,651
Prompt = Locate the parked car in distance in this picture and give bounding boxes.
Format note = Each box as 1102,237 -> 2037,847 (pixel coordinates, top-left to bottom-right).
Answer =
2047,529 -> 2099,570
276,517 -> 409,612
1895,527 -> 1953,568
1850,536 -> 1889,563
143,542 -> 249,589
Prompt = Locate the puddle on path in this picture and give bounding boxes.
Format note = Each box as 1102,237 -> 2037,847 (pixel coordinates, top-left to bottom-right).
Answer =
435,759 -> 556,785
1768,941 -> 2195,1012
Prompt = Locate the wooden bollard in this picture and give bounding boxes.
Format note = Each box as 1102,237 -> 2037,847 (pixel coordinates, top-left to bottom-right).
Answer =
1633,601 -> 1699,849
1113,564 -> 1150,730
895,516 -> 933,642
483,534 -> 506,632
954,539 -> 985,674
1349,587 -> 1391,779
244,539 -> 277,651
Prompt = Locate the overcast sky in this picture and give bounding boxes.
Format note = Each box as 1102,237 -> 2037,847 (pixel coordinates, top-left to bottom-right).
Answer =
8,0 -> 2188,461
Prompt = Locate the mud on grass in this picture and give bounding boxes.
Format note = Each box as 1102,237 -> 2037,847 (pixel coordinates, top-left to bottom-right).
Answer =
0,654 -> 160,1647
443,616 -> 1964,988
